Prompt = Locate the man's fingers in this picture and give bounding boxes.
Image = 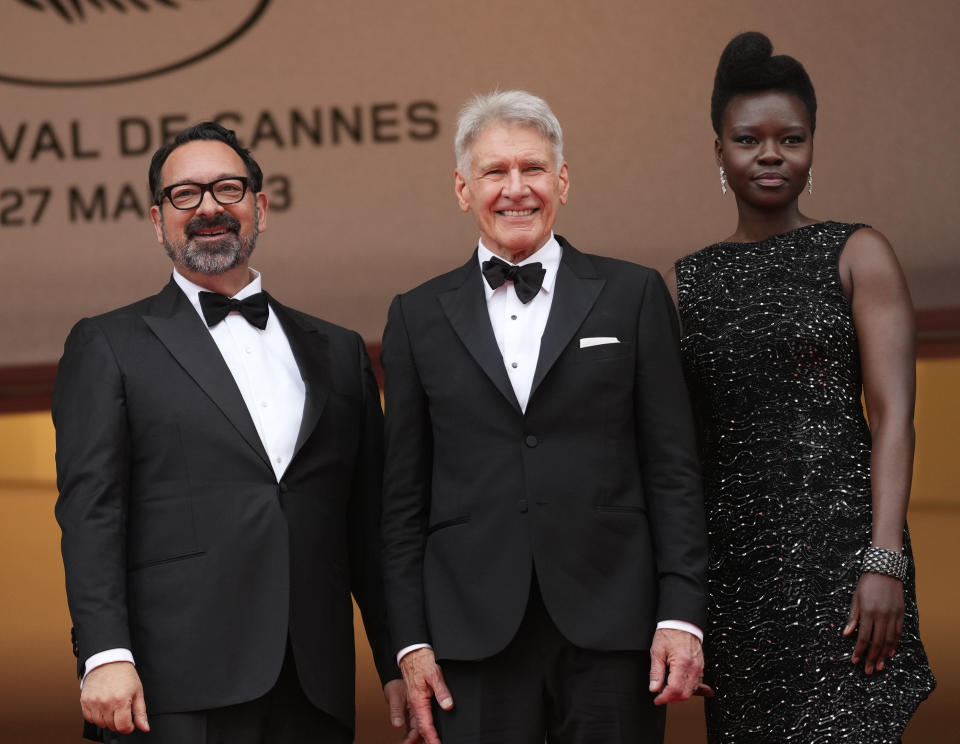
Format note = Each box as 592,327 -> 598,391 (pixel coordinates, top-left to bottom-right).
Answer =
384,679 -> 406,728
81,694 -> 128,733
648,651 -> 666,693
652,672 -> 682,704
399,649 -> 451,742
132,689 -> 150,732
112,702 -> 135,735
401,703 -> 422,744
82,706 -> 105,729
79,661 -> 147,732
653,661 -> 698,705
409,698 -> 441,744
648,628 -> 704,705
653,682 -> 685,705
409,692 -> 432,714
418,721 -> 441,744
429,671 -> 454,711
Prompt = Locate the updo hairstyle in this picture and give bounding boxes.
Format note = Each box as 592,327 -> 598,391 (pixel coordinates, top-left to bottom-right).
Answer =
710,31 -> 817,135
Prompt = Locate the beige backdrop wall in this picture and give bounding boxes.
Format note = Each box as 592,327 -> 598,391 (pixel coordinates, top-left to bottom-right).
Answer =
2,0 -> 958,366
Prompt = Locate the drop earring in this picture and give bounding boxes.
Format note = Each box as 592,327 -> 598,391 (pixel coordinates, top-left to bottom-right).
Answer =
719,166 -> 727,196
807,168 -> 813,195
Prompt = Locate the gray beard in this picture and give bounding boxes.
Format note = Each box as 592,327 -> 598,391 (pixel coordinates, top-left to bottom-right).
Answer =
164,232 -> 256,274
162,219 -> 258,275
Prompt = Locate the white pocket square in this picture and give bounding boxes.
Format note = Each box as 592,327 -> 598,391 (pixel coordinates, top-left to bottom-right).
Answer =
579,337 -> 620,348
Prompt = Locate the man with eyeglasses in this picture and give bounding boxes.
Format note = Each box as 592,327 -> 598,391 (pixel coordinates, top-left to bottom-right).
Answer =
53,122 -> 408,743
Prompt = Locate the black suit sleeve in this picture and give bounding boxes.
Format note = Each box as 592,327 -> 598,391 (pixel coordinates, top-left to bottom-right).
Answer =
346,331 -> 400,684
52,319 -> 133,675
634,271 -> 708,627
379,295 -> 434,652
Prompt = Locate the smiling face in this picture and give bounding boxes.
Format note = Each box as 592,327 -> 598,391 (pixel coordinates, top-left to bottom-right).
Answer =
716,90 -> 813,211
454,123 -> 569,263
150,139 -> 267,278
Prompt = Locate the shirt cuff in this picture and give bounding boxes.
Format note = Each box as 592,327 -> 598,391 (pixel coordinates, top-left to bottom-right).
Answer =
396,643 -> 432,666
656,620 -> 703,642
81,648 -> 135,688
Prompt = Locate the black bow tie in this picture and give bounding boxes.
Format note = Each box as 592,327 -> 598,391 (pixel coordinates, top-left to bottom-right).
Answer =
198,291 -> 270,330
481,256 -> 546,304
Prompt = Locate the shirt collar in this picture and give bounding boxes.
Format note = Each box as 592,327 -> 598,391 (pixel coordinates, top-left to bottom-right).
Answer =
172,267 -> 263,321
476,233 -> 562,301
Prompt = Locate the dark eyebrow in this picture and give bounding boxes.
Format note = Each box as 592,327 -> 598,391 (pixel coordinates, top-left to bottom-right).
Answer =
729,124 -> 807,133
166,175 -> 246,188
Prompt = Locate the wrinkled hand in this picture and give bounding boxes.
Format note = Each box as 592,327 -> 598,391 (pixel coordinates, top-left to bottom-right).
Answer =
399,648 -> 453,744
648,628 -> 711,704
384,678 -> 421,743
844,572 -> 904,674
80,661 -> 149,734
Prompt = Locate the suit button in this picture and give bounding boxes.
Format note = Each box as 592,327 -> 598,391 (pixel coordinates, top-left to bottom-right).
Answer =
525,435 -> 538,447
279,483 -> 288,494
517,499 -> 528,513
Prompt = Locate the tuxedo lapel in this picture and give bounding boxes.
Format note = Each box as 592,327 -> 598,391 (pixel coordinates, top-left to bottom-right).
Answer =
531,242 -> 605,398
438,257 -> 521,412
142,280 -> 271,468
267,297 -> 329,460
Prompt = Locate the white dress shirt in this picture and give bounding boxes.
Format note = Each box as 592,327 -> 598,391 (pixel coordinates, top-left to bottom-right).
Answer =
172,268 -> 305,481
82,268 -> 306,684
478,236 -> 560,412
397,237 -> 701,664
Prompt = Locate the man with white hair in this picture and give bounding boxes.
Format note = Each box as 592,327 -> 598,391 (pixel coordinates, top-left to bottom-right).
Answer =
380,90 -> 709,744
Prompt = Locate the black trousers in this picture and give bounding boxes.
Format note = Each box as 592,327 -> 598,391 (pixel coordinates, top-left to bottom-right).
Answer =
433,579 -> 666,744
96,642 -> 352,744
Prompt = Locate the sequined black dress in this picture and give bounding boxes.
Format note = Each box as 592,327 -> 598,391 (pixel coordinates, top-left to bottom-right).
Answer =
675,222 -> 935,743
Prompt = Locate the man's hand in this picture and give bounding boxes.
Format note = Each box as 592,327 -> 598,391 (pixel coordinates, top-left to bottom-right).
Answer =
648,628 -> 711,705
384,678 -> 421,743
398,648 -> 453,744
80,661 -> 149,734
844,572 -> 905,674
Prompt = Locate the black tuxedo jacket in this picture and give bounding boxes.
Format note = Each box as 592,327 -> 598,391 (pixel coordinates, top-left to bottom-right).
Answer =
381,237 -> 707,661
53,279 -> 394,731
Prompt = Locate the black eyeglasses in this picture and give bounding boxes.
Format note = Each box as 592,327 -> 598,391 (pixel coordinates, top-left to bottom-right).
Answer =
158,177 -> 250,210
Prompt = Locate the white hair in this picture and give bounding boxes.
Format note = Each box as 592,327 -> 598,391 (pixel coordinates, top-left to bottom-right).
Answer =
454,90 -> 564,174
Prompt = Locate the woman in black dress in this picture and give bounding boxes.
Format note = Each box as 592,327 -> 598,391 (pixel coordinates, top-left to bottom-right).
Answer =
668,31 -> 935,743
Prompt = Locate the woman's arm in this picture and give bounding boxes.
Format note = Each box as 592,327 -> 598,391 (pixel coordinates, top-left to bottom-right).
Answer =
838,227 -> 916,674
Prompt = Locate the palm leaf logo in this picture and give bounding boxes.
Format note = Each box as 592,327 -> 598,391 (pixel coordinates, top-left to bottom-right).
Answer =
15,0 -> 185,23
2,0 -> 268,86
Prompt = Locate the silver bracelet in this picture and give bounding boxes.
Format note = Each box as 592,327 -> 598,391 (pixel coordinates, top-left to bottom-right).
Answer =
861,546 -> 909,581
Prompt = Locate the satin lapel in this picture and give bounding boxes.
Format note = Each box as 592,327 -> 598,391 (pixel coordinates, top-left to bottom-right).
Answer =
142,280 -> 271,468
438,258 -> 521,412
531,244 -> 605,397
268,297 -> 329,460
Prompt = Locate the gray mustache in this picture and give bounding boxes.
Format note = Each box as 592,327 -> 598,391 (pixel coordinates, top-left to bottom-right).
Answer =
186,214 -> 241,237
